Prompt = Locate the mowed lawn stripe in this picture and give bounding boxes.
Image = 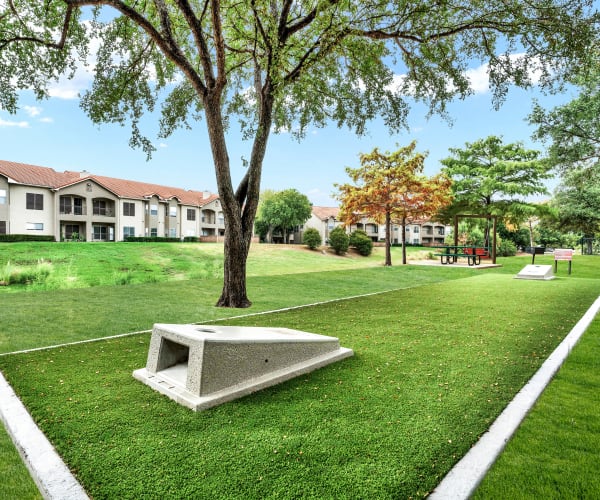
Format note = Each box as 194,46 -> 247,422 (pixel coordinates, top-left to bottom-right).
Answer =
0,274 -> 597,499
0,265 -> 474,354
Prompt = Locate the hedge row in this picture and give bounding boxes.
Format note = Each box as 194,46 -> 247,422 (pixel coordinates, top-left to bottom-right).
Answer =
124,236 -> 200,243
0,234 -> 55,242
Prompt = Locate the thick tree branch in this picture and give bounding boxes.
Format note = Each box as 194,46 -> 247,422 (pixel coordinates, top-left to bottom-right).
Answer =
209,0 -> 226,88
175,0 -> 217,89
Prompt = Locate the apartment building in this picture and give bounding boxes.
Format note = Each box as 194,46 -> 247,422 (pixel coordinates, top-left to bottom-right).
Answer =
0,160 -> 224,242
305,206 -> 448,246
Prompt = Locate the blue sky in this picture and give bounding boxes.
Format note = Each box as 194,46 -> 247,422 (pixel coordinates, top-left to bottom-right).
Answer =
0,57 -> 573,206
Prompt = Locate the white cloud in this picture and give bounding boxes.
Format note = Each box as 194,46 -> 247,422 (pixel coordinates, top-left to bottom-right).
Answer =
389,53 -> 544,98
465,53 -> 544,94
48,70 -> 92,99
23,105 -> 43,117
0,118 -> 29,128
159,142 -> 168,148
39,117 -> 54,123
465,65 -> 490,94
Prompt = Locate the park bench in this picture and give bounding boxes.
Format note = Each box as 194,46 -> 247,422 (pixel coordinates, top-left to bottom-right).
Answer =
434,246 -> 489,266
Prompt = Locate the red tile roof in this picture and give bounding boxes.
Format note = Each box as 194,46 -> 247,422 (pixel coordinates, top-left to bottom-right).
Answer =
311,206 -> 340,220
0,160 -> 218,207
0,160 -> 80,187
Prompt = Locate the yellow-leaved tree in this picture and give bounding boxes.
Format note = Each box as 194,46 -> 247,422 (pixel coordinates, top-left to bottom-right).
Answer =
336,142 -> 453,265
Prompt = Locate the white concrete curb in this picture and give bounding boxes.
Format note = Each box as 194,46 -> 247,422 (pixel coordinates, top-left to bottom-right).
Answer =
429,295 -> 600,499
0,372 -> 89,500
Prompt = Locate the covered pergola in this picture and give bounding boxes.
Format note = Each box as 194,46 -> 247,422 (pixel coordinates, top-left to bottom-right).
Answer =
453,214 -> 498,264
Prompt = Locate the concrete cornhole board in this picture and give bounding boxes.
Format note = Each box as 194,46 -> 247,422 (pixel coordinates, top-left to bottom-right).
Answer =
133,324 -> 353,411
515,264 -> 555,280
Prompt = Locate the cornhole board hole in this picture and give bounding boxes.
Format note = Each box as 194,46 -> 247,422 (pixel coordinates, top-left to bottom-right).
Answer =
133,324 -> 353,411
515,264 -> 555,280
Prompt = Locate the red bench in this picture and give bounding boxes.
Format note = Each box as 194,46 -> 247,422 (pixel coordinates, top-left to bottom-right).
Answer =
464,247 -> 490,265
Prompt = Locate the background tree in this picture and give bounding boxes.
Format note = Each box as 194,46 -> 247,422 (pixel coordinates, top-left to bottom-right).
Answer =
529,67 -> 600,171
336,142 -> 452,266
439,136 -> 552,248
254,190 -> 277,242
1,2 -> 597,306
254,189 -> 312,244
552,164 -> 600,252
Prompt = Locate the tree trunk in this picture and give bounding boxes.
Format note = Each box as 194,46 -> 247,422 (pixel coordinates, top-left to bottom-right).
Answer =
203,82 -> 273,307
219,222 -> 252,308
401,216 -> 407,265
385,211 -> 392,266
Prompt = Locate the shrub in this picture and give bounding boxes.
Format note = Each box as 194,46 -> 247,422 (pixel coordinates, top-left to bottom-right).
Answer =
303,228 -> 322,250
349,230 -> 373,256
0,234 -> 55,242
328,227 -> 349,255
0,260 -> 52,285
497,239 -> 517,257
124,236 -> 181,243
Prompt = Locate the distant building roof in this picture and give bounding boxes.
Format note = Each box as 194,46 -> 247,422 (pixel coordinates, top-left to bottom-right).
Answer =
0,160 -> 218,206
311,206 -> 340,220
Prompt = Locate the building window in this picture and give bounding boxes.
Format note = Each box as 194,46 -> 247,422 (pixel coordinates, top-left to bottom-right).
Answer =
0,189 -> 6,204
26,222 -> 44,231
413,226 -> 419,233
74,198 -> 84,215
123,202 -> 135,216
169,228 -> 177,237
93,199 -> 108,216
150,204 -> 158,216
169,206 -> 177,217
123,226 -> 135,239
437,227 -> 445,235
0,221 -> 6,234
93,225 -> 108,240
150,227 -> 158,237
26,193 -> 43,210
60,196 -> 72,214
187,208 -> 196,221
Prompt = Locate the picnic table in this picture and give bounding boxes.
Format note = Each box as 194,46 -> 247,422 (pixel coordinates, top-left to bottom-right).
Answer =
433,245 -> 491,266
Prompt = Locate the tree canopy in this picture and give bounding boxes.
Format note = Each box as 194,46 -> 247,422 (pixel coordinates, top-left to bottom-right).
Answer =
254,188 -> 312,243
1,1 -> 598,306
529,66 -> 600,171
440,135 -> 552,225
336,142 -> 452,265
553,164 -> 600,238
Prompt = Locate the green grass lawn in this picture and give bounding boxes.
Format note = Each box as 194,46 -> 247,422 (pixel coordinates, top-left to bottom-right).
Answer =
473,315 -> 600,499
0,243 -> 598,498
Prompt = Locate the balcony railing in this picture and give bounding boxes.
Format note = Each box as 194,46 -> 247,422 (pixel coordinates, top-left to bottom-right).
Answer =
60,207 -> 87,216
93,208 -> 115,217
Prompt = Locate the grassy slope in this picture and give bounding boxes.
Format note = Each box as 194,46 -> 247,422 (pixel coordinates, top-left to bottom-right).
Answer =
0,242 -> 425,292
1,273 -> 598,498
